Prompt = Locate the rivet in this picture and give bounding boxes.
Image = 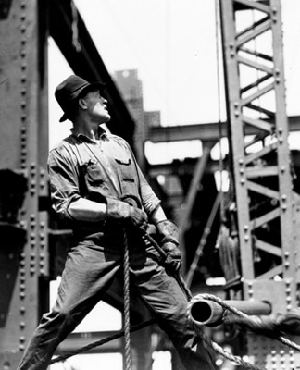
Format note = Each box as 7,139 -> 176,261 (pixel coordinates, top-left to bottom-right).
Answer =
20,306 -> 26,314
3,361 -> 11,370
20,321 -> 26,329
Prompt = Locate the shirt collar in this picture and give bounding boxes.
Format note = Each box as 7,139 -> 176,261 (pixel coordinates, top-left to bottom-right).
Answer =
71,126 -> 107,142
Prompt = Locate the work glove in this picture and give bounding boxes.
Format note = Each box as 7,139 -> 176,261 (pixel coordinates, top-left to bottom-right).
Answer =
106,198 -> 147,230
156,219 -> 181,273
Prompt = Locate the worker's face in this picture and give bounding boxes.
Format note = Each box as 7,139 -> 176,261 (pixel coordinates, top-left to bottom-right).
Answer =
82,90 -> 110,123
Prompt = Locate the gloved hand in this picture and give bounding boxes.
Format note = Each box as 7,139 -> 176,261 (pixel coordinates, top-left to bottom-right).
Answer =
156,219 -> 181,273
106,198 -> 147,230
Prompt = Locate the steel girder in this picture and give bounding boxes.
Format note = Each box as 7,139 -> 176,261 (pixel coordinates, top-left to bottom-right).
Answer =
220,0 -> 300,367
146,116 -> 300,143
0,0 -> 49,368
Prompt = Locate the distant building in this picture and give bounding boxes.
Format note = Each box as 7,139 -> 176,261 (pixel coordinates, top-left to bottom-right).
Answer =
113,69 -> 161,170
113,69 -> 145,169
144,110 -> 161,128
114,69 -> 143,102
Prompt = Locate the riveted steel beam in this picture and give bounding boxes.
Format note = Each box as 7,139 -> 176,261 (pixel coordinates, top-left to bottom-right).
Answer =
220,0 -> 299,366
0,0 -> 49,368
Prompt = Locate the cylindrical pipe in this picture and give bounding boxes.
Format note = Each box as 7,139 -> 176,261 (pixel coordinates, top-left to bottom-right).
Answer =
189,299 -> 224,326
189,298 -> 272,327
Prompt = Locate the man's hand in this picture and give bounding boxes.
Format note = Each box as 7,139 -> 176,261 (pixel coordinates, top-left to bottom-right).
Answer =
161,241 -> 181,273
106,198 -> 147,229
156,219 -> 181,273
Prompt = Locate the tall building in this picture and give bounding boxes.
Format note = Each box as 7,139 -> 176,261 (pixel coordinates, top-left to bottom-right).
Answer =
114,69 -> 145,169
113,69 -> 161,170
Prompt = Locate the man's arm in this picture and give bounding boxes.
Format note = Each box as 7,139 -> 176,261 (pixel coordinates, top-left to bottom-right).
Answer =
150,205 -> 168,224
68,198 -> 107,222
69,198 -> 147,230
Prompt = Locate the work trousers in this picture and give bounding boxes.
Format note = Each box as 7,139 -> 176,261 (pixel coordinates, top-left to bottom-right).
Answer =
17,233 -> 216,370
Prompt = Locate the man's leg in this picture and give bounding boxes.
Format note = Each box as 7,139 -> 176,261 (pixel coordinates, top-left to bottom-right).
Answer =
18,243 -> 121,370
131,245 -> 217,370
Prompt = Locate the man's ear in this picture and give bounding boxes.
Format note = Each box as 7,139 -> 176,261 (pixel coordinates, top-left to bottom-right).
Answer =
78,97 -> 88,110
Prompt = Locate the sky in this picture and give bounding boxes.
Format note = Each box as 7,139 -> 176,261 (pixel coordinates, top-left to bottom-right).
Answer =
73,0 -> 224,125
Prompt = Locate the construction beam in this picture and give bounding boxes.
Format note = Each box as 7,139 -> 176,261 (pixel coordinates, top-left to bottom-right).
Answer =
0,0 -> 49,368
220,0 -> 299,366
146,116 -> 300,143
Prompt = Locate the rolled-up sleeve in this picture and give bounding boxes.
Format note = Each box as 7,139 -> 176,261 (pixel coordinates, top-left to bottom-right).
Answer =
136,164 -> 161,216
47,147 -> 81,221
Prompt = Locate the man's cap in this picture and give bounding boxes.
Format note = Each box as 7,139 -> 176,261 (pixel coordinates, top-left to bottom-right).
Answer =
55,75 -> 106,122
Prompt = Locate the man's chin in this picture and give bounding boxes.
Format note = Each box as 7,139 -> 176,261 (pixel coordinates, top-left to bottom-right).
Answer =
99,115 -> 111,123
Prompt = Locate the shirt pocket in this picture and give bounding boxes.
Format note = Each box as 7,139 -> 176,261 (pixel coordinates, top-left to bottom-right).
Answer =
85,161 -> 106,185
115,157 -> 138,197
81,160 -> 108,201
115,158 -> 134,181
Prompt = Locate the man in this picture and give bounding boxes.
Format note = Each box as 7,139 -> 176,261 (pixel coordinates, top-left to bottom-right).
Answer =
18,75 -> 216,370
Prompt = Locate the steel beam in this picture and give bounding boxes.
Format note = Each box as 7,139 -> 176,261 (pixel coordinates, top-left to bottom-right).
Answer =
146,116 -> 300,143
220,0 -> 297,286
220,0 -> 299,367
0,0 -> 49,368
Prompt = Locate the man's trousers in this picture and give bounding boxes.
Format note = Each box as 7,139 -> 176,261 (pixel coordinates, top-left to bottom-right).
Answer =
17,235 -> 216,370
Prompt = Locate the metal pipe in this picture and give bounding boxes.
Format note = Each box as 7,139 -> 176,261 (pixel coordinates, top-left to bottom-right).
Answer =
189,298 -> 272,327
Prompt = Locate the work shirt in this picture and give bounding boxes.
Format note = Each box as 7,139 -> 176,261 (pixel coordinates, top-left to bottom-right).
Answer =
47,126 -> 160,237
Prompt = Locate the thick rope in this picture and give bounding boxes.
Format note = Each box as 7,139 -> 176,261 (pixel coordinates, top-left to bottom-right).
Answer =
123,231 -> 132,370
50,232 -> 134,369
49,228 -> 299,369
177,277 -> 265,369
50,319 -> 156,365
194,326 -> 265,370
191,293 -> 300,353
144,232 -> 266,370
